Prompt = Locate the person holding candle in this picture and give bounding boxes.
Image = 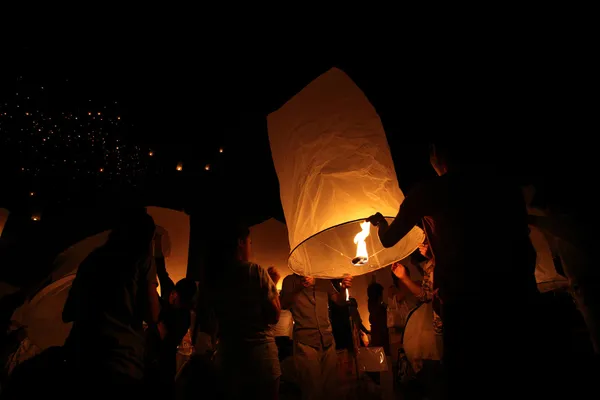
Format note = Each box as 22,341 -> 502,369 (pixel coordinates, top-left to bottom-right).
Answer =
280,274 -> 352,400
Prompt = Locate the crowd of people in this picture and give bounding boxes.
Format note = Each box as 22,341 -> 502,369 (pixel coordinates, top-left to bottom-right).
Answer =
0,140 -> 596,400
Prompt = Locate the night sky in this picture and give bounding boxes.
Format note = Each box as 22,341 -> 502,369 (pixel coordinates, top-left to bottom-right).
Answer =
0,43 -> 592,285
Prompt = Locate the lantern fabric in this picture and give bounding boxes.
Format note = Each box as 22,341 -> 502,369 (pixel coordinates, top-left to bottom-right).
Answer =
0,208 -> 9,238
267,68 -> 425,278
249,218 -> 292,291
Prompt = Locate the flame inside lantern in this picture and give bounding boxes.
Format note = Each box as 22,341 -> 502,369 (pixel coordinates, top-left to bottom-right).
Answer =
352,221 -> 371,266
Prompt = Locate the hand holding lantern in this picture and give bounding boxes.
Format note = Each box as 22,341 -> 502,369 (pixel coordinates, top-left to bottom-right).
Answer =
366,212 -> 385,227
267,266 -> 281,285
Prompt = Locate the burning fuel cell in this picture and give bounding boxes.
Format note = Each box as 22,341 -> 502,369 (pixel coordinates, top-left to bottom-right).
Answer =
352,221 -> 371,266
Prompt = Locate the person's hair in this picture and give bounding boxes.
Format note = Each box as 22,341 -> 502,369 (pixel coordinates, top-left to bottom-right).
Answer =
430,138 -> 501,172
367,282 -> 384,300
175,278 -> 198,308
204,222 -> 250,284
107,208 -> 155,255
391,265 -> 410,288
208,223 -> 250,261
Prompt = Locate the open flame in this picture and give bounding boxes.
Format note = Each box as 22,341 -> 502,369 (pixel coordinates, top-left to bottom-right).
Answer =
352,221 -> 371,266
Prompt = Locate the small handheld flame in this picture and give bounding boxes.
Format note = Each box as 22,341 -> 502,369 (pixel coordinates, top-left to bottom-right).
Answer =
352,221 -> 371,266
345,288 -> 350,301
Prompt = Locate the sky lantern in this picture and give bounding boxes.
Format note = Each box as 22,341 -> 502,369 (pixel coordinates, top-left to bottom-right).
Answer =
176,162 -> 183,171
267,68 -> 424,278
0,208 -> 9,238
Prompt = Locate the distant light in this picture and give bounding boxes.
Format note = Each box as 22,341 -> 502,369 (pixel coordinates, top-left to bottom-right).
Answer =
99,168 -> 104,172
98,112 -> 101,116
30,192 -> 34,196
88,112 -> 91,116
219,147 -> 224,153
31,215 -> 40,222
205,164 -> 210,171
176,163 -> 183,171
117,116 -> 121,120
148,151 -> 154,156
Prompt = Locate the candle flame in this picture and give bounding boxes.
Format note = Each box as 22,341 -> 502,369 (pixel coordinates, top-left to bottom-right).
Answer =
352,221 -> 371,265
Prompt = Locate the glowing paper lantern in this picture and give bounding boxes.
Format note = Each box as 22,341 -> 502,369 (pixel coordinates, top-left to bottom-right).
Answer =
267,68 -> 424,278
0,208 -> 9,238
249,218 -> 292,291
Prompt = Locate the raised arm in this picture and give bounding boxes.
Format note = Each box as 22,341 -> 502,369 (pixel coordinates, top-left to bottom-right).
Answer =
154,233 -> 175,299
145,257 -> 161,325
261,266 -> 281,325
368,184 -> 431,248
329,275 -> 353,306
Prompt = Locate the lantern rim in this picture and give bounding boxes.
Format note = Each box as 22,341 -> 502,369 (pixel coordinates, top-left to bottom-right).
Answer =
287,215 -> 397,264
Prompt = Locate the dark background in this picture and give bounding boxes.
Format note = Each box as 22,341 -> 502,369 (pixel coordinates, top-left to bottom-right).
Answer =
0,40 -> 592,286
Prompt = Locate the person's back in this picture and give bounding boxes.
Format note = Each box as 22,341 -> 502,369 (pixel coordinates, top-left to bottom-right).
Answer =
214,260 -> 277,345
64,245 -> 154,377
418,170 -> 537,300
62,210 -> 158,391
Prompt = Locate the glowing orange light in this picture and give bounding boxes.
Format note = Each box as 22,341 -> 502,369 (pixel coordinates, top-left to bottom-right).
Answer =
176,163 -> 183,171
205,164 -> 210,171
97,112 -> 101,116
117,116 -> 121,120
30,192 -> 34,196
99,168 -> 104,172
31,215 -> 40,222
219,148 -> 224,153
88,112 -> 91,116
352,221 -> 371,265
148,151 -> 154,156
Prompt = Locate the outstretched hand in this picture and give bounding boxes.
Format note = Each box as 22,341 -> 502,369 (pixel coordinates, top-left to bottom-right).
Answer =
341,275 -> 353,289
267,266 -> 281,285
301,276 -> 316,288
391,262 -> 408,279
367,212 -> 385,226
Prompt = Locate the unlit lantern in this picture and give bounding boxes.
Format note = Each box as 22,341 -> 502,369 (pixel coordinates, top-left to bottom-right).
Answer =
267,68 -> 424,279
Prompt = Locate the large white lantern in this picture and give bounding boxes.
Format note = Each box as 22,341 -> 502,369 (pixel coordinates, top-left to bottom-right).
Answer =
267,68 -> 424,278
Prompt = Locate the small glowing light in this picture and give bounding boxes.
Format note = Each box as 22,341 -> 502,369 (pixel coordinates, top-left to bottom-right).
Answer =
117,116 -> 121,120
148,151 -> 154,156
345,288 -> 349,301
219,147 -> 224,153
205,164 -> 210,171
99,168 -> 104,172
31,215 -> 40,222
25,112 -> 29,116
30,192 -> 34,196
176,163 -> 183,171
98,112 -> 101,116
88,112 -> 91,116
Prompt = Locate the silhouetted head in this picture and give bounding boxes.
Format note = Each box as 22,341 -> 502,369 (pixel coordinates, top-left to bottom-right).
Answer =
171,278 -> 198,309
108,208 -> 155,254
210,223 -> 251,263
367,282 -> 384,301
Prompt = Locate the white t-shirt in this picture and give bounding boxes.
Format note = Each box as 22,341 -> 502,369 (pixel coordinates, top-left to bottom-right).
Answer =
272,309 -> 293,338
